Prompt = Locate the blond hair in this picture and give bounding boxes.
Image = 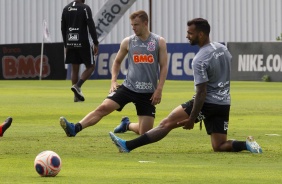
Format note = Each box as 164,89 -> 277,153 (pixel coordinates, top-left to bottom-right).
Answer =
129,10 -> 149,22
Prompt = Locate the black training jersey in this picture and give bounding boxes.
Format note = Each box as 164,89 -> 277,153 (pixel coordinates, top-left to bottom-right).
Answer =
61,1 -> 99,48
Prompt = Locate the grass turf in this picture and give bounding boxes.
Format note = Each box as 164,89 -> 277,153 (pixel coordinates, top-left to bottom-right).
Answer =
0,80 -> 281,183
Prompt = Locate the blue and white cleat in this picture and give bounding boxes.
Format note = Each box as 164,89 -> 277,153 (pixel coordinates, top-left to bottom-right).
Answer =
113,117 -> 130,133
60,117 -> 76,137
109,132 -> 130,153
246,136 -> 262,153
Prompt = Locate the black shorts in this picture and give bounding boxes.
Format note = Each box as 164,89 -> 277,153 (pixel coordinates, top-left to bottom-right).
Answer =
181,99 -> 230,135
107,85 -> 156,118
65,47 -> 95,67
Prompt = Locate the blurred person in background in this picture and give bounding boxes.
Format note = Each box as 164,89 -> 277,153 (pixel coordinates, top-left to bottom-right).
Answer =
61,0 -> 99,102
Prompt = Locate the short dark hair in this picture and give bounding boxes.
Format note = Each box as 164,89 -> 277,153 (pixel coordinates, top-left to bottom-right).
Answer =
130,10 -> 149,22
187,18 -> 210,35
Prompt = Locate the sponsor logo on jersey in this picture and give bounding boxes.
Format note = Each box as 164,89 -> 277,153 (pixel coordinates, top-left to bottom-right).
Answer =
69,27 -> 79,32
67,43 -> 81,47
200,63 -> 206,79
139,43 -> 147,48
68,33 -> 79,41
213,51 -> 224,59
135,81 -> 153,90
218,81 -> 230,88
68,7 -> 77,11
147,41 -> 156,51
133,54 -> 154,64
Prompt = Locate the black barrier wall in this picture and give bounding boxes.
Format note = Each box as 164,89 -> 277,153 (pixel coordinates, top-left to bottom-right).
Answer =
0,43 -> 66,80
1,42 -> 281,81
228,42 -> 282,82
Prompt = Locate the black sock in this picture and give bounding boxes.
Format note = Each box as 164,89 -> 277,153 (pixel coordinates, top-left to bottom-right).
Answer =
75,123 -> 82,133
232,140 -> 247,152
76,79 -> 85,88
126,133 -> 152,151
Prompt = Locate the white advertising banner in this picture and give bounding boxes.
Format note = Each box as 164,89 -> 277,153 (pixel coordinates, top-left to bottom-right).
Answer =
94,0 -> 137,42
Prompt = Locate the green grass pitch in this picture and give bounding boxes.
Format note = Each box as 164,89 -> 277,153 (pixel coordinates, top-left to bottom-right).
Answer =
0,80 -> 281,183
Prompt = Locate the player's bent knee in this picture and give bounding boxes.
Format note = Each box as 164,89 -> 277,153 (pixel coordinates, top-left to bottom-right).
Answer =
159,118 -> 174,130
95,104 -> 113,117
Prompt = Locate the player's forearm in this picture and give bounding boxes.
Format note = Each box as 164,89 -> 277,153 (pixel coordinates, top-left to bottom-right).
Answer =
88,20 -> 99,45
190,89 -> 206,121
157,65 -> 168,90
61,22 -> 67,46
111,62 -> 121,82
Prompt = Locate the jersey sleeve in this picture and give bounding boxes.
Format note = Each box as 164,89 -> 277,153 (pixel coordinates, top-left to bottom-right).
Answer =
84,6 -> 99,45
193,59 -> 209,85
61,9 -> 67,47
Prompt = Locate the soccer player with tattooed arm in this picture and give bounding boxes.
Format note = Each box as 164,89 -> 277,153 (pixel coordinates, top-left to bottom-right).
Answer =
109,18 -> 262,154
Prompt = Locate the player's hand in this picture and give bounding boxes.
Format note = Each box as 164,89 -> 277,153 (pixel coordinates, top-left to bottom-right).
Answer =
177,118 -> 195,130
150,88 -> 162,105
109,81 -> 120,93
93,45 -> 99,56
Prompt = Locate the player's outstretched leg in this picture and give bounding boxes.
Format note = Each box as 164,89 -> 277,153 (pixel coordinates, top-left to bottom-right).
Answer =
71,85 -> 85,101
109,132 -> 130,153
0,117 -> 13,137
60,117 -> 76,137
114,117 -> 130,133
246,136 -> 262,153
